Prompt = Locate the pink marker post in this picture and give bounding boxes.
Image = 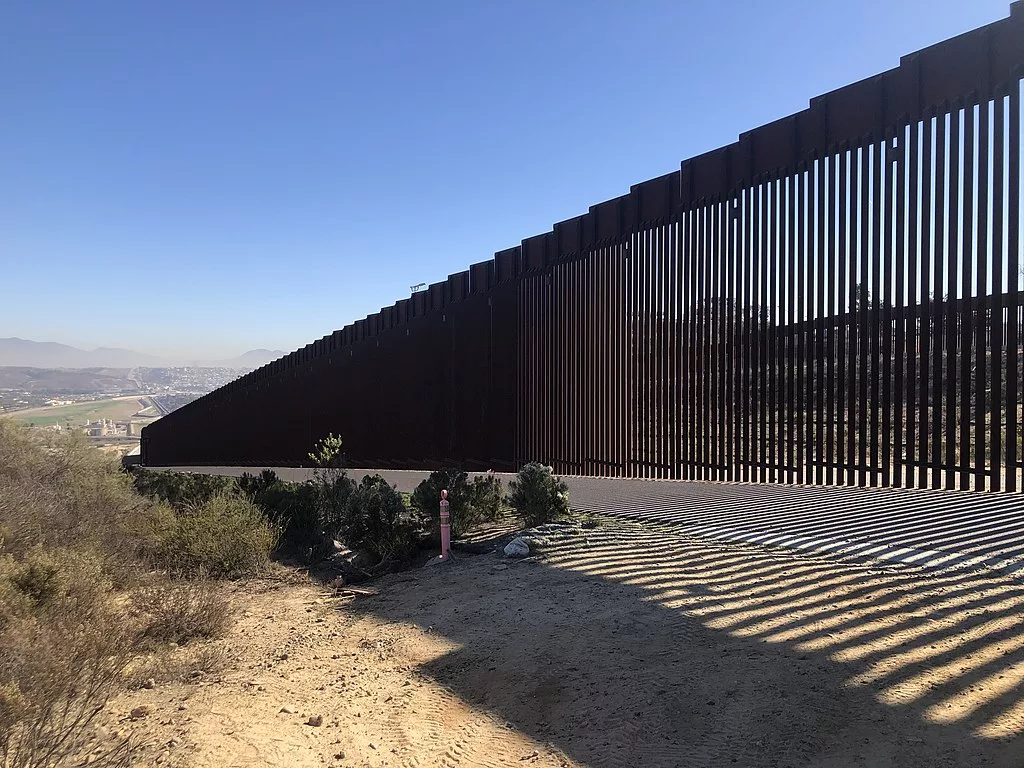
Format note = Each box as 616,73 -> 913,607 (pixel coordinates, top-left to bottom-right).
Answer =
439,489 -> 451,561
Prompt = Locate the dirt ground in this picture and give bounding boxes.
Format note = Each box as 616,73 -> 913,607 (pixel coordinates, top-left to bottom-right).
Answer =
100,518 -> 1024,767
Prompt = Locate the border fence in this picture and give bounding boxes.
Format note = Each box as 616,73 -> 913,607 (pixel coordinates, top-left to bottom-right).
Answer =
145,5 -> 1024,493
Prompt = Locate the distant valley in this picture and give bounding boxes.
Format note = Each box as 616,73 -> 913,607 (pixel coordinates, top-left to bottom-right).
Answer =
0,366 -> 140,394
0,340 -> 288,453
0,337 -> 284,369
0,364 -> 248,413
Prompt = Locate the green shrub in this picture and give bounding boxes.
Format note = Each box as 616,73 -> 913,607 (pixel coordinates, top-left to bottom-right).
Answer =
135,466 -> 346,564
310,473 -> 356,540
307,433 -> 345,469
131,467 -> 234,509
340,475 -> 415,562
410,469 -> 469,538
236,469 -> 281,497
410,470 -> 505,540
306,436 -> 356,536
468,474 -> 505,525
151,493 -> 280,578
238,470 -> 323,554
508,463 -> 570,528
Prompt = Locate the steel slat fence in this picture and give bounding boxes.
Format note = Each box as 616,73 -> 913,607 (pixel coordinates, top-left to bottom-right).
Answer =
144,7 -> 1024,493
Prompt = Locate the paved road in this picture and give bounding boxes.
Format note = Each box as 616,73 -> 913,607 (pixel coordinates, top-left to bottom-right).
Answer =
148,396 -> 172,416
147,465 -> 1024,577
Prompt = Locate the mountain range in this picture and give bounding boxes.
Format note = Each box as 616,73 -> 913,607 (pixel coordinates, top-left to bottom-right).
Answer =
0,338 -> 284,370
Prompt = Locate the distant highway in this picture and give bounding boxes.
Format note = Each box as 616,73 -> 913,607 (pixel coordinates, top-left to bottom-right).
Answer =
128,367 -> 144,391
149,396 -> 173,417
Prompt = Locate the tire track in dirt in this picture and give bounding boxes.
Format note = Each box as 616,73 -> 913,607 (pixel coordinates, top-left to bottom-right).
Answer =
441,713 -> 510,768
378,674 -> 567,768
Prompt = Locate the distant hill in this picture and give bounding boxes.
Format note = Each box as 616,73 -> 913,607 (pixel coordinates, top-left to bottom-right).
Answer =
0,367 -> 139,394
186,349 -> 285,369
0,338 -> 284,370
0,338 -> 168,368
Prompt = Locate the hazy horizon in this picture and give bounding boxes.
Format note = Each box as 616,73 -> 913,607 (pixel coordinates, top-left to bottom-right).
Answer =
0,336 -> 288,369
0,334 -> 292,363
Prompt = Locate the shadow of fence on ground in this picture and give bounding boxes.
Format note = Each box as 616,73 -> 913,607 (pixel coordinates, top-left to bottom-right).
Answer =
564,478 -> 1024,577
351,521 -> 1024,767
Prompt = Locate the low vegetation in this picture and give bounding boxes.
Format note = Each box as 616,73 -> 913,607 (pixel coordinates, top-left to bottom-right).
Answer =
508,462 -> 571,527
0,422 -> 259,768
340,474 -> 416,563
305,434 -> 357,554
132,467 -> 235,509
410,469 -> 506,539
133,445 -> 571,566
0,419 -> 575,768
236,468 -> 322,554
0,546 -> 137,768
131,580 -> 232,646
147,493 -> 280,579
0,420 -> 155,571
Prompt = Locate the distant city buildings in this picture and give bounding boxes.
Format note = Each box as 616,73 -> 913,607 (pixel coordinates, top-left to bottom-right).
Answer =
2,366 -> 252,448
83,418 -> 132,438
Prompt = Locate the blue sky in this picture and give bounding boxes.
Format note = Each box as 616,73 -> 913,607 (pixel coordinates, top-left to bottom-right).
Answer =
0,0 -> 1011,358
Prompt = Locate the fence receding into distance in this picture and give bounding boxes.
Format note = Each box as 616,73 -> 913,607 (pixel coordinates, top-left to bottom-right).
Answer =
145,5 -> 1024,493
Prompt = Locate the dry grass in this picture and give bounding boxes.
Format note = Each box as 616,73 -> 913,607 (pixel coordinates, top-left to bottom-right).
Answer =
150,494 -> 281,579
0,421 -> 160,580
131,580 -> 232,646
0,548 -> 140,768
0,422 -> 259,768
127,644 -> 229,691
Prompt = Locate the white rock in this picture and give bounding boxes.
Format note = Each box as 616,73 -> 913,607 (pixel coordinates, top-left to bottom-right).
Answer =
503,538 -> 530,558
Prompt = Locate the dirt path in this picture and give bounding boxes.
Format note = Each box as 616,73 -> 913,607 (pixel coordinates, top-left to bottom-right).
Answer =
102,576 -> 573,768
106,519 -> 1024,767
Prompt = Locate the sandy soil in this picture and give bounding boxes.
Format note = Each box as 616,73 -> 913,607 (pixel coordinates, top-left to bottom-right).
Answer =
101,518 -> 1024,767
